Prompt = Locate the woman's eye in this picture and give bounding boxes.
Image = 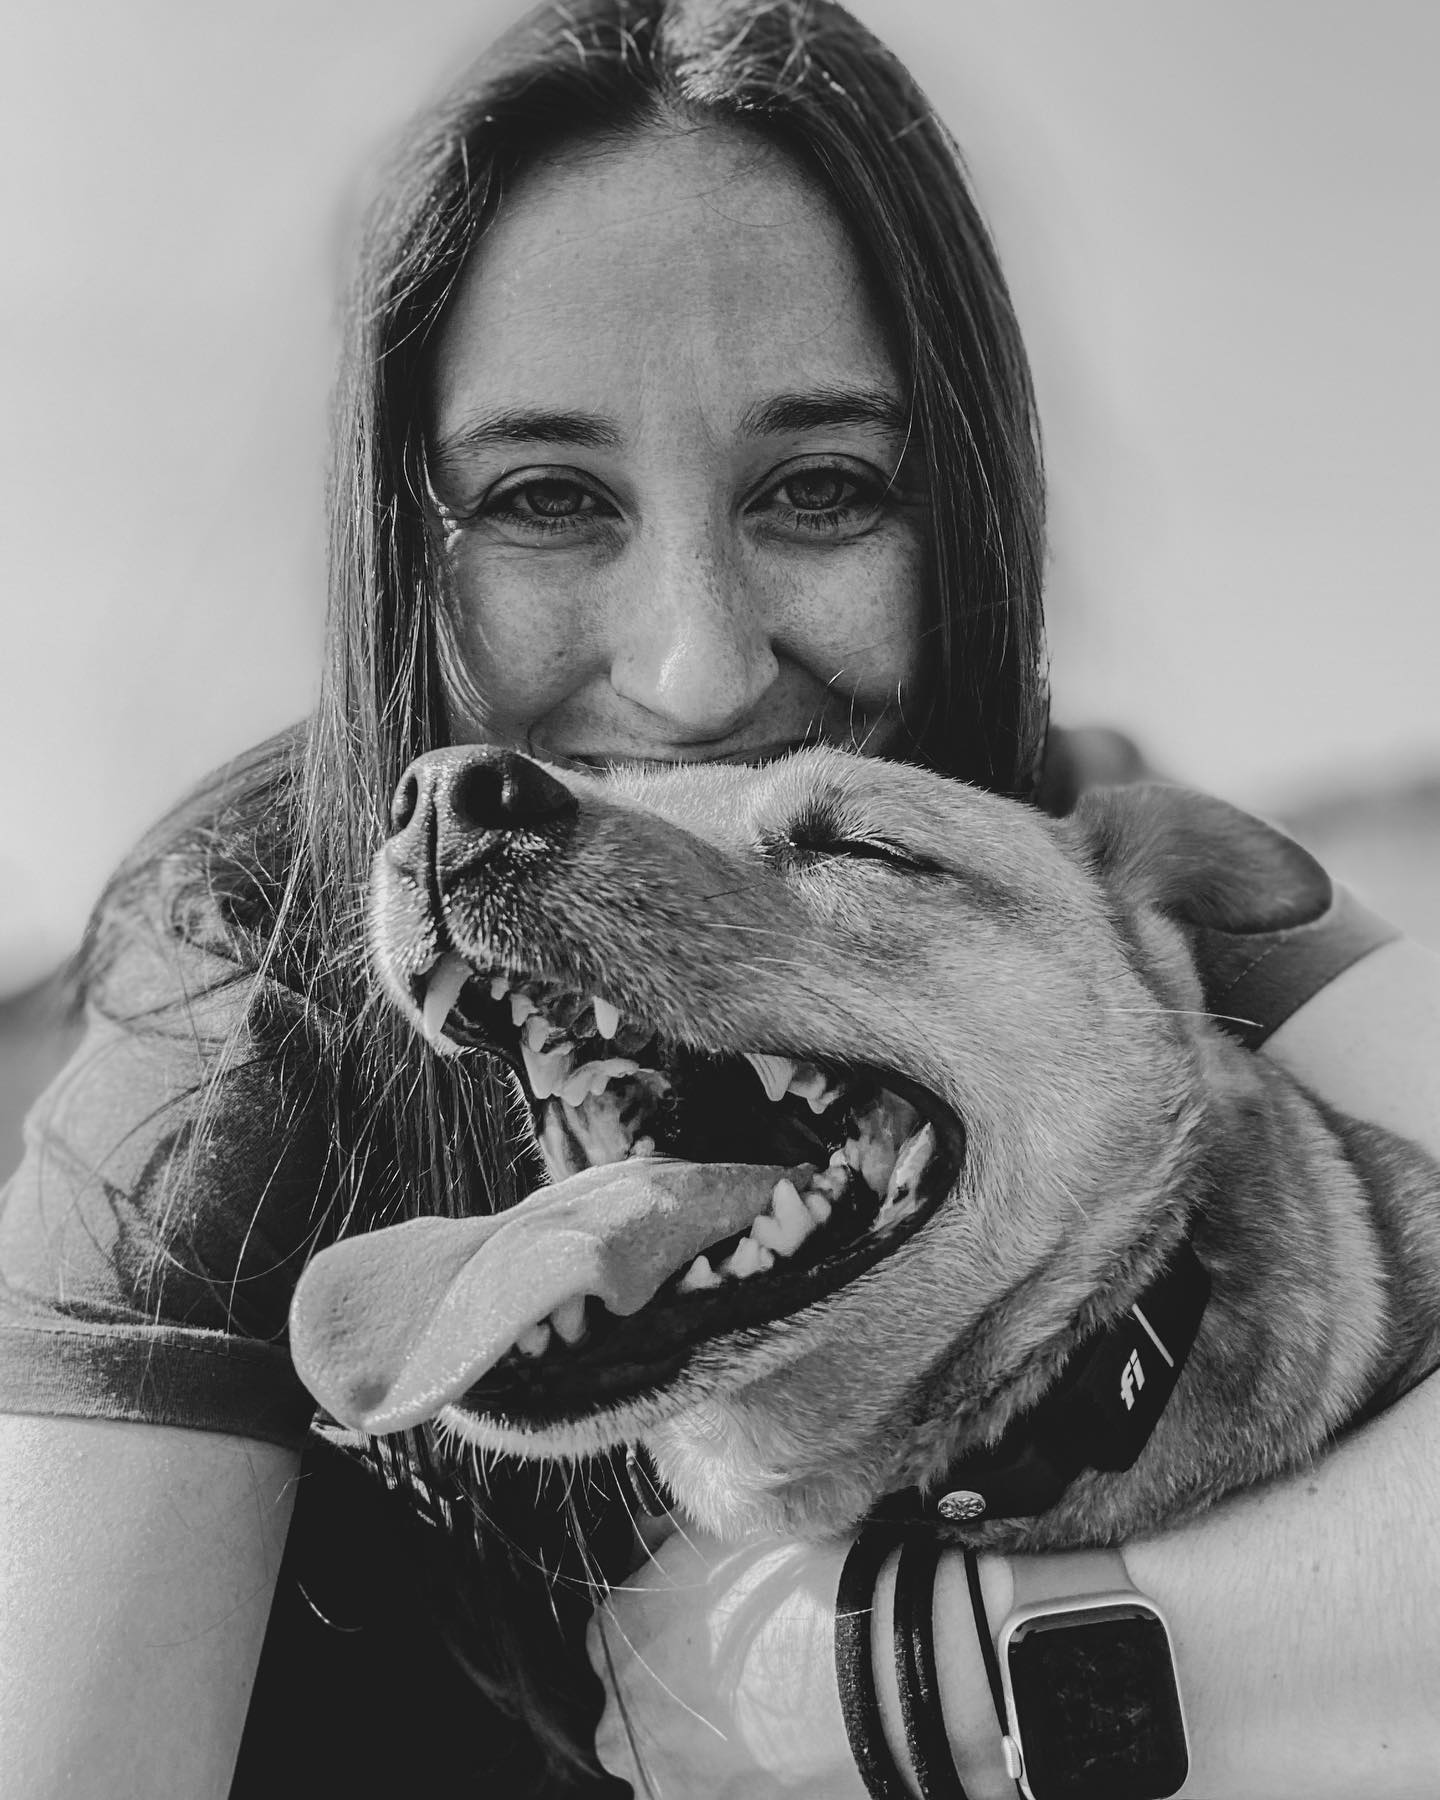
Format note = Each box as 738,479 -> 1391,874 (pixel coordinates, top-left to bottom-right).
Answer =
481,476 -> 614,534
755,463 -> 884,535
517,478 -> 591,518
778,469 -> 854,512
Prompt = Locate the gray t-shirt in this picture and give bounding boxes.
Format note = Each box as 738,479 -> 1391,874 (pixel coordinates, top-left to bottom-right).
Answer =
0,822 -> 326,1448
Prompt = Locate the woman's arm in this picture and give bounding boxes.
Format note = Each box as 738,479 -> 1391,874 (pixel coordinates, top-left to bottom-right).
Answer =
927,1367 -> 1440,1799
0,1413 -> 298,1800
594,1373 -> 1440,1798
593,935 -> 1440,1796
1264,935 -> 1440,1158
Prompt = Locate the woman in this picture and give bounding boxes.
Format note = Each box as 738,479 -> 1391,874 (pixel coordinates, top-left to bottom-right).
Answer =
1,1 -> 1436,1796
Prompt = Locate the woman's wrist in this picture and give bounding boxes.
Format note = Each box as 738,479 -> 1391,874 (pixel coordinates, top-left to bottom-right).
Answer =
864,1545 -> 1018,1800
932,1550 -> 1018,1800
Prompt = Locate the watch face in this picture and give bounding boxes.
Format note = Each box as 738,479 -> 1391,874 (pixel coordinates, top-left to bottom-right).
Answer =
1007,1604 -> 1188,1800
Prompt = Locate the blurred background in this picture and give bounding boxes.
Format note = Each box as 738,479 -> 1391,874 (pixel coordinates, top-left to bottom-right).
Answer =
2,0 -> 1437,1158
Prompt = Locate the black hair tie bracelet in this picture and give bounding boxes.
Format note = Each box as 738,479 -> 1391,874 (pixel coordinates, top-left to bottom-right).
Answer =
835,1522 -> 912,1799
962,1547 -> 1011,1741
837,1525 -> 979,1800
893,1533 -> 973,1799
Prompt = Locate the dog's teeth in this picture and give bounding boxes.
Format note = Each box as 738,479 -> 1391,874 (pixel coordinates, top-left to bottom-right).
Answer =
744,1053 -> 798,1103
864,1142 -> 899,1196
751,1178 -> 814,1256
522,1012 -> 553,1051
750,1214 -> 810,1257
679,1254 -> 723,1293
839,1129 -> 898,1197
809,1165 -> 848,1202
583,1056 -> 641,1095
516,1321 -> 552,1358
592,997 -> 621,1039
843,1129 -> 898,1197
787,1066 -> 840,1113
561,1066 -> 598,1107
509,991 -> 538,1026
629,1135 -> 657,1160
803,1186 -> 834,1224
776,1178 -> 816,1238
488,974 -> 510,1001
522,1041 -> 573,1100
723,1235 -> 772,1279
421,952 -> 472,1046
877,1122 -> 938,1224
563,1060 -> 631,1106
555,1084 -> 634,1166
550,1296 -> 587,1344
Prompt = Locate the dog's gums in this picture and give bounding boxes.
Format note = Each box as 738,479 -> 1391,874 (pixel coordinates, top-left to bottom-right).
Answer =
408,951 -> 961,1400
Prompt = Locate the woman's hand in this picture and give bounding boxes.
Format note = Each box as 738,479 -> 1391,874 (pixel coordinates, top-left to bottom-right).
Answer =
588,1520 -> 872,1798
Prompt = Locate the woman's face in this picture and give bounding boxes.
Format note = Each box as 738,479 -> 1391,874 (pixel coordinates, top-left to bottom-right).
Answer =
426,123 -> 930,767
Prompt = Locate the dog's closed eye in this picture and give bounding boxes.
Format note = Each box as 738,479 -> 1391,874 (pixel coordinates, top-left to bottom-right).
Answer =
762,799 -> 940,874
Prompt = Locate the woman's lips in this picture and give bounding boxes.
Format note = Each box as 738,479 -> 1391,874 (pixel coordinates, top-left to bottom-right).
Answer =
542,740 -> 815,770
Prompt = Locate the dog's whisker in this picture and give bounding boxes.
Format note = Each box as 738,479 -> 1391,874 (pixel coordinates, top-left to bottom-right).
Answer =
596,1605 -> 731,1742
1102,1005 -> 1264,1032
590,1621 -> 681,1800
1055,1178 -> 1091,1223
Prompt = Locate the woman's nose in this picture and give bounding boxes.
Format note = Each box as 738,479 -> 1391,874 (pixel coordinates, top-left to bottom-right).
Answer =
608,527 -> 778,740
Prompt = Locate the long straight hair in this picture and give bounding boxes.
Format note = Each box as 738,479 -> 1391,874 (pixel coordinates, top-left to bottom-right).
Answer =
282,0 -> 1050,1783
306,0 -> 1051,1208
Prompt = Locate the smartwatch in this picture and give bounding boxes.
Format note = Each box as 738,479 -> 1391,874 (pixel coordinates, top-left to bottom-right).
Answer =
990,1549 -> 1189,1800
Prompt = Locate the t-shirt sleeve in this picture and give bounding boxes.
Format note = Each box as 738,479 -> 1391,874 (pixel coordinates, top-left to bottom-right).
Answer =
1190,882 -> 1402,1051
0,901 -> 326,1450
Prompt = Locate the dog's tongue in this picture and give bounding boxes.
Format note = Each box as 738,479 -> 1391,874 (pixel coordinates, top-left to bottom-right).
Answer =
289,1159 -> 789,1436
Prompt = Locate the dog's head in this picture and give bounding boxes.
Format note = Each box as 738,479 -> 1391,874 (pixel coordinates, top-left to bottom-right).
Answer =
289,746 -> 1330,1535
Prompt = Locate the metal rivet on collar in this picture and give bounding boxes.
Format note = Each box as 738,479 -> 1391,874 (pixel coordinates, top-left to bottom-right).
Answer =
936,1489 -> 987,1523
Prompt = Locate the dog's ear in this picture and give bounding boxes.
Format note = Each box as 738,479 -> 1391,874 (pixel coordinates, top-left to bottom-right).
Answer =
1070,782 -> 1333,935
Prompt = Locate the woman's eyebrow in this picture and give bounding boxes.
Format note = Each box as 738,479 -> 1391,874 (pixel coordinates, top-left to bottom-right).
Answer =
432,407 -> 623,462
738,387 -> 910,437
433,390 -> 909,465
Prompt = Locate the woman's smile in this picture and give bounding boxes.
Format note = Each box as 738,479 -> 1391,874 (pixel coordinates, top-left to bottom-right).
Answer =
426,122 -> 931,766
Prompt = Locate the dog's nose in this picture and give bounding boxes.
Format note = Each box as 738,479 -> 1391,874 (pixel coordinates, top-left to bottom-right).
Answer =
390,749 -> 576,834
386,748 -> 577,882
447,750 -> 577,833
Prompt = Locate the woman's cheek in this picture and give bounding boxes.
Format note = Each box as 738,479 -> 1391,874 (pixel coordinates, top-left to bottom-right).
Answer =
776,526 -> 929,713
442,542 -> 602,735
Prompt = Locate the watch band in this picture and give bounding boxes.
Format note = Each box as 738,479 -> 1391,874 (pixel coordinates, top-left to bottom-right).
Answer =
1004,1547 -> 1136,1608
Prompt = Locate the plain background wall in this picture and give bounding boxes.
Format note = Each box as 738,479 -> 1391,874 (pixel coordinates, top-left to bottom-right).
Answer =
2,0 -> 1437,993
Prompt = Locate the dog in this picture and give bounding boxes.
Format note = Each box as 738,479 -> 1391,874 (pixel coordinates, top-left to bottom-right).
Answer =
289,745 -> 1440,1551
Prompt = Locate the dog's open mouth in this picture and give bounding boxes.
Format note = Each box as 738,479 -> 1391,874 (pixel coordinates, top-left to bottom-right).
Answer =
412,949 -> 967,1418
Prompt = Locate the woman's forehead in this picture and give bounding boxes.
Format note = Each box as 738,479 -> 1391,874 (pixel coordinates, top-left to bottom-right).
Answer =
428,123 -> 905,452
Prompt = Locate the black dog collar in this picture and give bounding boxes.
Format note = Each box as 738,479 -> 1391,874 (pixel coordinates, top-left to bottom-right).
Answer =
874,1240 -> 1212,1525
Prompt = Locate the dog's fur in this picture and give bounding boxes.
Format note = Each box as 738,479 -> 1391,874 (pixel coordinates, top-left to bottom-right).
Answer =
351,747 -> 1440,1552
